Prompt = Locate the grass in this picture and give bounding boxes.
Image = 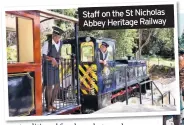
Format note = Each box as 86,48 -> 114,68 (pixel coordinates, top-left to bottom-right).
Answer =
146,56 -> 175,68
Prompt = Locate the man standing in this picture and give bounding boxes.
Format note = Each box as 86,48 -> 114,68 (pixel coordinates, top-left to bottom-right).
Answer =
42,26 -> 64,112
96,42 -> 109,94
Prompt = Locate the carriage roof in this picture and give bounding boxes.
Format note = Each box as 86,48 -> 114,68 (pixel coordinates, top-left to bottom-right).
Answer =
38,10 -> 78,23
6,10 -> 78,23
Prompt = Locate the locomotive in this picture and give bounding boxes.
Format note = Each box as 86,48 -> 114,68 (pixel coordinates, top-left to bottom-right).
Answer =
61,36 -> 151,113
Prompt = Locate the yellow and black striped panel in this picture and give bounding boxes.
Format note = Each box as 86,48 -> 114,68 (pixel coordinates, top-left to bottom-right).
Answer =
79,64 -> 98,95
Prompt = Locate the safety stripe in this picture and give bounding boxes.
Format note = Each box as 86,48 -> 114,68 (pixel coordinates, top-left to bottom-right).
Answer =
79,74 -> 91,89
59,64 -> 89,95
84,65 -> 97,81
81,89 -> 88,94
84,65 -> 98,92
79,66 -> 93,89
79,74 -> 90,95
79,65 -> 98,92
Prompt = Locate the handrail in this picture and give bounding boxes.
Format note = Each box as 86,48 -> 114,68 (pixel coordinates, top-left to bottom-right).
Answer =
151,81 -> 176,106
166,91 -> 175,106
151,81 -> 163,106
125,66 -> 175,106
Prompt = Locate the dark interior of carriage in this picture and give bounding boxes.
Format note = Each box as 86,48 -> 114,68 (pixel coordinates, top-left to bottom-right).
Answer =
6,13 -> 37,116
8,73 -> 35,116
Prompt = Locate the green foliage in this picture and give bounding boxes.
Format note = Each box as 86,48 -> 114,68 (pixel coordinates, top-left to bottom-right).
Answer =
156,28 -> 174,56
79,28 -> 174,59
143,28 -> 174,58
79,30 -> 104,38
7,46 -> 17,62
61,44 -> 72,59
147,56 -> 175,67
179,32 -> 184,51
104,29 -> 138,59
50,9 -> 77,18
49,9 -> 78,39
6,30 -> 18,62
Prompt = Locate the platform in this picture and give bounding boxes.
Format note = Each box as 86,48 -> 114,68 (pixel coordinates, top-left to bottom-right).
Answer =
93,102 -> 176,114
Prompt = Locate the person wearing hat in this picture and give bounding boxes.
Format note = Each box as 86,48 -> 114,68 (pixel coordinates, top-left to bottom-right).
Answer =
42,26 -> 64,112
96,42 -> 109,94
98,42 -> 109,67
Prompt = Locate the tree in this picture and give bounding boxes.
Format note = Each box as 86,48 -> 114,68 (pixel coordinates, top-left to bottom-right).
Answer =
135,28 -> 174,59
136,28 -> 155,59
79,30 -> 104,38
40,9 -> 78,44
49,9 -> 78,39
147,28 -> 174,58
156,28 -> 174,57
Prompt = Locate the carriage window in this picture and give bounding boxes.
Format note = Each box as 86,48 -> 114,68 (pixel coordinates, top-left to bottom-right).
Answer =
81,42 -> 94,62
6,14 -> 34,63
61,44 -> 72,59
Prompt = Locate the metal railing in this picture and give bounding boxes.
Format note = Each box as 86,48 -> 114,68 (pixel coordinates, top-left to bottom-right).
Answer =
150,80 -> 163,105
163,91 -> 176,106
125,66 -> 175,106
150,81 -> 175,106
42,56 -> 78,114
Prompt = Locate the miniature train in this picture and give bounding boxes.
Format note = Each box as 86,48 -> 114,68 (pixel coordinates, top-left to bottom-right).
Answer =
8,36 -> 151,116
60,36 -> 151,113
